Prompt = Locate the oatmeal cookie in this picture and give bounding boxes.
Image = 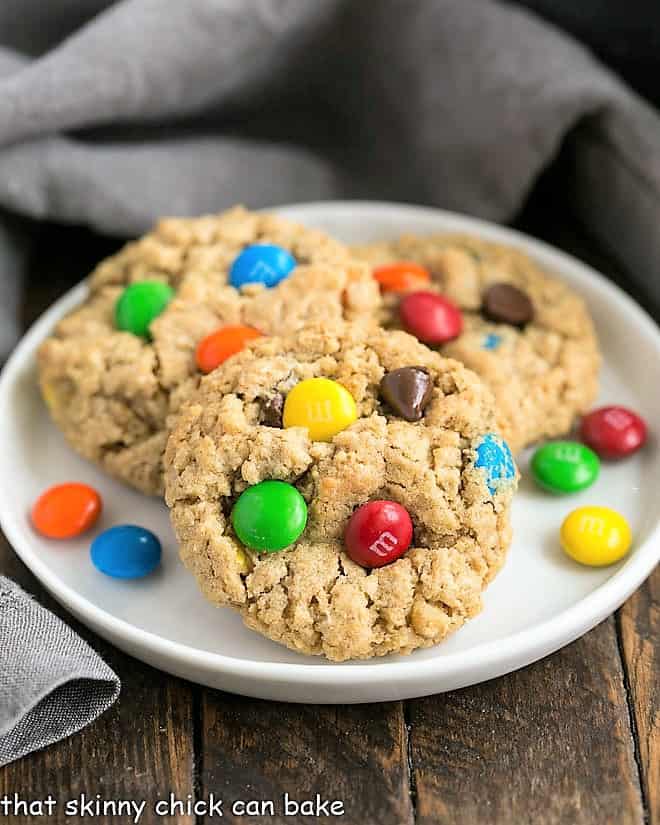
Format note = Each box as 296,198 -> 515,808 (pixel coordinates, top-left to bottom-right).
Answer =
353,234 -> 601,453
164,321 -> 517,661
38,207 -> 380,495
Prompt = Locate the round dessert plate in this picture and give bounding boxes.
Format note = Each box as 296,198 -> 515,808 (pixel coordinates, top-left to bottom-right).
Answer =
0,202 -> 658,703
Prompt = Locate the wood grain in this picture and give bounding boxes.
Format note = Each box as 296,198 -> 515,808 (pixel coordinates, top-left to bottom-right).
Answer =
408,618 -> 644,825
619,567 -> 660,825
0,535 -> 196,825
198,691 -> 413,824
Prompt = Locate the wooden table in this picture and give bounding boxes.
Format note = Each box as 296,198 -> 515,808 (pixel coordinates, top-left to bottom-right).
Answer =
1,205 -> 657,825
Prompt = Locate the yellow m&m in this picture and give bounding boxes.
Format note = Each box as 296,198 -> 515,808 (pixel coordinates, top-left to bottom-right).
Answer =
283,378 -> 357,441
560,506 -> 632,567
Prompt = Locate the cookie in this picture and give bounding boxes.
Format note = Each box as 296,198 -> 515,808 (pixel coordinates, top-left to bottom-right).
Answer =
353,234 -> 601,453
164,321 -> 517,661
38,207 -> 380,495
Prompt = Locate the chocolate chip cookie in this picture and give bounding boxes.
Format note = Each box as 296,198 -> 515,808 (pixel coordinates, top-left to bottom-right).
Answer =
353,233 -> 601,453
164,321 -> 517,661
38,207 -> 380,495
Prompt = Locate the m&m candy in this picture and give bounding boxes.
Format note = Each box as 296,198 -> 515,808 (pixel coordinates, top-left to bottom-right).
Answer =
115,280 -> 174,339
399,291 -> 463,344
196,325 -> 262,373
580,406 -> 647,459
531,441 -> 599,494
31,483 -> 102,539
481,332 -> 502,351
231,480 -> 307,552
373,262 -> 431,293
283,378 -> 357,442
474,433 -> 516,496
560,506 -> 632,566
482,283 -> 534,327
229,244 -> 296,289
91,525 -> 161,578
344,500 -> 413,568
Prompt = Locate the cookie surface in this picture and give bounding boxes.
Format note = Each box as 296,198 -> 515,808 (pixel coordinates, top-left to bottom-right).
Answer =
354,234 -> 601,453
164,322 -> 517,661
38,207 -> 380,495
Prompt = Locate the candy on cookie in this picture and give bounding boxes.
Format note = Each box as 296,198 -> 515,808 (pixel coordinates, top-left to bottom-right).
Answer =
353,234 -> 601,453
37,206 -> 381,495
164,321 -> 518,661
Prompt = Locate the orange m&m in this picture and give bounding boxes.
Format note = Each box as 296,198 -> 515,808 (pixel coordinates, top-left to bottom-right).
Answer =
373,262 -> 431,293
196,325 -> 262,373
31,483 -> 102,539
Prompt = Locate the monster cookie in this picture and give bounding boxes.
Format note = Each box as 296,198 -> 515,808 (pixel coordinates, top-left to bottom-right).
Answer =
38,207 -> 380,495
164,321 -> 517,661
354,234 -> 601,453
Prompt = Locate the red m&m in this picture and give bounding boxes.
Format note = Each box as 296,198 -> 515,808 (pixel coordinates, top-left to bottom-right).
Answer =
344,500 -> 413,568
580,406 -> 647,459
399,291 -> 463,345
31,483 -> 102,539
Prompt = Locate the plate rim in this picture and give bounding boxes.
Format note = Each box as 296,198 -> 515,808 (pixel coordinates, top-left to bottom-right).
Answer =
1,199 -> 659,692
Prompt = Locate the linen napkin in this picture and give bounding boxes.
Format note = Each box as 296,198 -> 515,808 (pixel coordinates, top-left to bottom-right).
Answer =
0,577 -> 120,767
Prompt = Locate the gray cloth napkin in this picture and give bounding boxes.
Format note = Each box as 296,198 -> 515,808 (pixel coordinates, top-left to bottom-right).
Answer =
0,0 -> 657,361
0,577 -> 120,766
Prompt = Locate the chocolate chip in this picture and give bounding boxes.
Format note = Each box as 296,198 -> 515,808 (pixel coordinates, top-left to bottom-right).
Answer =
260,393 -> 284,427
482,283 -> 534,327
380,367 -> 433,422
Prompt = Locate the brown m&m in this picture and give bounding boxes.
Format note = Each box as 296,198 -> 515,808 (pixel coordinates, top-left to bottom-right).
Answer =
380,367 -> 433,421
482,283 -> 534,327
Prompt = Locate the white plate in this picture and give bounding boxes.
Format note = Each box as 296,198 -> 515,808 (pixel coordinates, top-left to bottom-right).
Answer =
0,202 -> 658,704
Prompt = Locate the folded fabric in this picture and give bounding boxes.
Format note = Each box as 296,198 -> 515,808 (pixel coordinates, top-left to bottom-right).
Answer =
0,0 -> 658,354
0,577 -> 120,767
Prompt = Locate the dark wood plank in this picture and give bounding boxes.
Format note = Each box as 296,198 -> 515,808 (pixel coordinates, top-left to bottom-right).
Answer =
408,618 -> 644,825
20,221 -> 122,330
619,567 -> 660,825
198,690 -> 413,825
0,529 -> 196,825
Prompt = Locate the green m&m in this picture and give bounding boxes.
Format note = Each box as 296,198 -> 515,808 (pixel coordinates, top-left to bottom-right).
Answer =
231,480 -> 307,552
531,440 -> 600,494
115,280 -> 174,339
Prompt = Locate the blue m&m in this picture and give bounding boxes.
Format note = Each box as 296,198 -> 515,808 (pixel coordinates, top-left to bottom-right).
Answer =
229,244 -> 297,289
481,333 -> 502,351
91,525 -> 161,579
474,433 -> 516,495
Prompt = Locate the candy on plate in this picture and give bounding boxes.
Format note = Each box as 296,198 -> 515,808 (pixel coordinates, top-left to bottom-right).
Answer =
580,406 -> 647,459
560,506 -> 632,567
531,441 -> 600,494
91,524 -> 161,578
31,482 -> 102,539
